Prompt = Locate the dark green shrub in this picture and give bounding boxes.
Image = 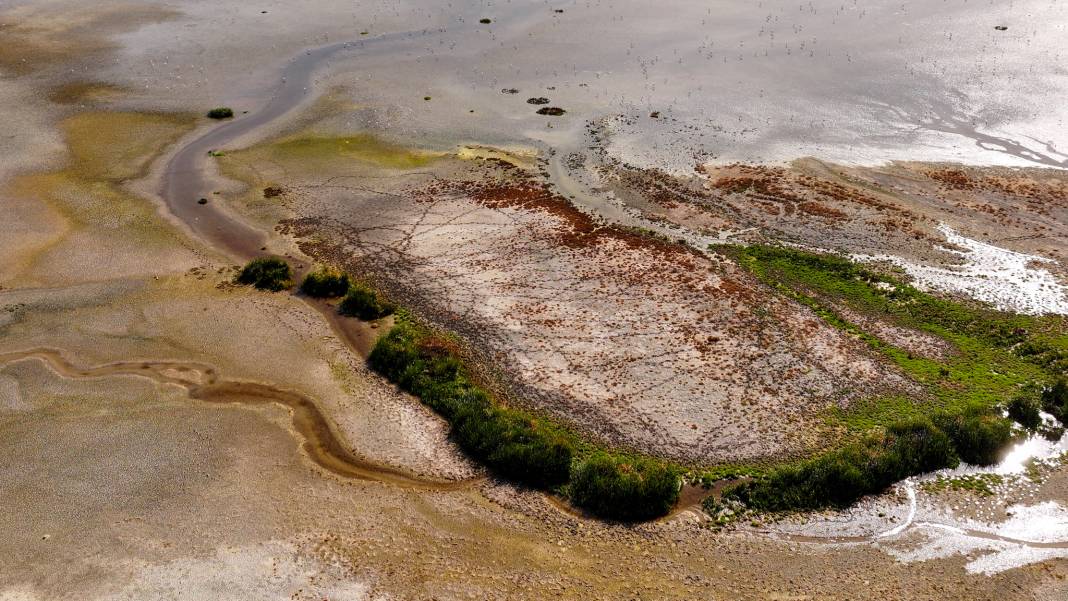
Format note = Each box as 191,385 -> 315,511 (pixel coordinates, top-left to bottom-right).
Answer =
339,283 -> 395,320
207,107 -> 234,119
934,409 -> 1013,466
300,267 -> 350,298
235,257 -> 291,291
1042,379 -> 1068,425
1007,394 -> 1042,430
452,403 -> 573,488
725,417 -> 958,512
570,452 -> 681,521
368,321 -> 573,488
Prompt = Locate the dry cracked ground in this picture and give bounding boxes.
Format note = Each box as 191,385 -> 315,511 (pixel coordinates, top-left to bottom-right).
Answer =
2,0 -> 1068,599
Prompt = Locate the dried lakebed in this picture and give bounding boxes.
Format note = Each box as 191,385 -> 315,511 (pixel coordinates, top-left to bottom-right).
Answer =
3,0 -> 1068,597
0,348 -> 472,490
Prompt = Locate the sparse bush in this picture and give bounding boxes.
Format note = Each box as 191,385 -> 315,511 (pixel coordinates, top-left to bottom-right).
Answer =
369,320 -> 573,488
300,267 -> 350,298
338,283 -> 395,320
934,408 -> 1013,466
207,107 -> 234,119
1007,394 -> 1042,431
236,257 -> 291,291
570,452 -> 681,521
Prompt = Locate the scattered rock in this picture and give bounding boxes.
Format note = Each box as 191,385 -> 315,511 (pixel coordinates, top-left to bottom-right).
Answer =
479,18 -> 492,24
995,25 -> 1008,31
527,97 -> 550,105
650,111 -> 660,118
263,186 -> 284,198
536,107 -> 566,116
501,88 -> 519,94
197,198 -> 208,205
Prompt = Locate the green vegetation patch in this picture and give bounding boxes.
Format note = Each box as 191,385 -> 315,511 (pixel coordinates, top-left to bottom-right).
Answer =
236,257 -> 292,291
570,452 -> 682,521
368,315 -> 682,520
301,266 -> 350,298
207,107 -> 234,119
369,318 -> 574,488
719,418 -> 959,512
701,243 -> 1068,515
1007,393 -> 1042,431
1042,379 -> 1068,426
339,283 -> 395,320
271,134 -> 439,169
921,473 -> 1005,497
719,244 -> 1066,425
934,408 -> 1014,466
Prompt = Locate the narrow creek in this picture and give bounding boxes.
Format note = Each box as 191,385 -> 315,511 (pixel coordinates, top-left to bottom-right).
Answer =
0,349 -> 474,491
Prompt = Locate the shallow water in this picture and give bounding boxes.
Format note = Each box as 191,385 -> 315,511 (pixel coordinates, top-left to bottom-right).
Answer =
119,0 -> 1068,175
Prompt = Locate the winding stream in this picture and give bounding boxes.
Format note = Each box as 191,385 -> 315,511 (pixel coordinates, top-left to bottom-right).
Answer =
0,349 -> 474,490
162,39 -> 378,258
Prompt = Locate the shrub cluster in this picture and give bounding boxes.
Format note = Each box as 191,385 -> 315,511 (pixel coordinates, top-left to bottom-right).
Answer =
934,408 -> 1013,466
369,319 -> 683,519
300,267 -> 350,298
236,257 -> 291,291
339,283 -> 395,320
1007,394 -> 1042,430
723,418 -> 958,512
1042,379 -> 1068,425
207,107 -> 234,119
369,321 -> 573,488
721,411 -> 1020,513
570,452 -> 682,521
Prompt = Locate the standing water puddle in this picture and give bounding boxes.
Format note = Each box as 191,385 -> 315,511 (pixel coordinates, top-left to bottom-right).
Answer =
763,416 -> 1068,573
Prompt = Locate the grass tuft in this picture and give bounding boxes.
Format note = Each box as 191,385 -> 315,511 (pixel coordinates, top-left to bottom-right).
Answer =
236,257 -> 291,291
300,266 -> 350,298
339,283 -> 395,320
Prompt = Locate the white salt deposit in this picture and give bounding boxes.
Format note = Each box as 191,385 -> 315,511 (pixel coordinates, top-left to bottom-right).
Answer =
855,223 -> 1068,316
